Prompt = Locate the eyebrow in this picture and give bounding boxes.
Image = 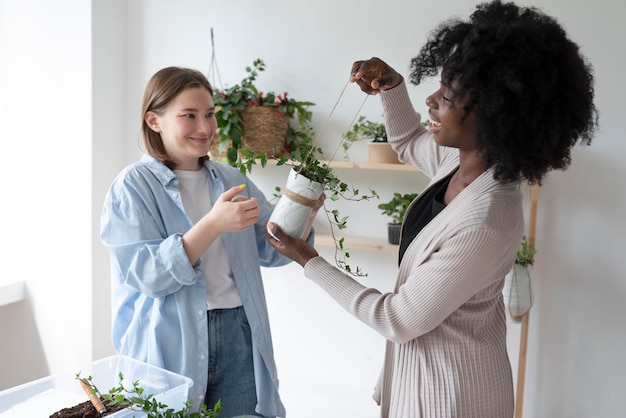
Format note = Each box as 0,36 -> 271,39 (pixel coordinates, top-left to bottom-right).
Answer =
180,106 -> 216,112
439,80 -> 461,98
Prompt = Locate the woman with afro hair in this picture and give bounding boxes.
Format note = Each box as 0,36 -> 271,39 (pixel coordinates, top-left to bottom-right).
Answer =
266,1 -> 598,417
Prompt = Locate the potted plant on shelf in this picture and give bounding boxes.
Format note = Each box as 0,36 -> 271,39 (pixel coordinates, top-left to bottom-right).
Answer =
503,235 -> 537,321
341,115 -> 400,164
212,58 -> 314,165
377,192 -> 419,245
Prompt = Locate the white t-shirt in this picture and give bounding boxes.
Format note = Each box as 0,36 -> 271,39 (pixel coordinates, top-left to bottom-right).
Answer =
174,169 -> 242,310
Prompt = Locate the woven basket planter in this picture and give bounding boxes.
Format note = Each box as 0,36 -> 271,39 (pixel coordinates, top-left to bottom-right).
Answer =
209,106 -> 289,160
241,106 -> 289,157
209,132 -> 230,161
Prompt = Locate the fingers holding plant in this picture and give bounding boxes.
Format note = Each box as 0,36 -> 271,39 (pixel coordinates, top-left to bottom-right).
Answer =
210,185 -> 260,232
266,222 -> 319,267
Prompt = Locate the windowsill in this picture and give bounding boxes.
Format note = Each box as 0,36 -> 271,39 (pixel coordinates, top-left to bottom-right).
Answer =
0,281 -> 25,306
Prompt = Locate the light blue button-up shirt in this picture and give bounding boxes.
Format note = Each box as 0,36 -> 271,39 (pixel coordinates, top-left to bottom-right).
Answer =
101,154 -> 309,417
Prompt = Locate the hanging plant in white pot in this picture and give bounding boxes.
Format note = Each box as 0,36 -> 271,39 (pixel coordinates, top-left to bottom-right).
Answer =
503,235 -> 537,322
267,167 -> 324,240
238,124 -> 379,277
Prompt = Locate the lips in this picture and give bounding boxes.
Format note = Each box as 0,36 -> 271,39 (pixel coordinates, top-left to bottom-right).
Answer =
428,112 -> 442,132
191,137 -> 210,144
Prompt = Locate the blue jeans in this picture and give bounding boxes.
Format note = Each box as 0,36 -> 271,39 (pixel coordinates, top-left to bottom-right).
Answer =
205,306 -> 266,418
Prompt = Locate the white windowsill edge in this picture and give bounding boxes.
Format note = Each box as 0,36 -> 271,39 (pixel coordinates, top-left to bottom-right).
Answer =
0,281 -> 26,307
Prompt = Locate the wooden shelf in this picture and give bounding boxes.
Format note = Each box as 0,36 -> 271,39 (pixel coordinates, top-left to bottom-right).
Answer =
323,161 -> 419,172
315,234 -> 399,252
261,159 -> 420,172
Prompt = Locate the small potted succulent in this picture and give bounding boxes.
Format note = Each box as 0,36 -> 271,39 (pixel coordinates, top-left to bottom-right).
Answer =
341,115 -> 399,163
212,58 -> 314,164
503,235 -> 537,321
377,192 -> 419,245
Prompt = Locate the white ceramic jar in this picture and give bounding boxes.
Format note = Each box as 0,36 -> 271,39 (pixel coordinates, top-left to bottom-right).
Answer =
503,264 -> 533,321
268,168 -> 324,240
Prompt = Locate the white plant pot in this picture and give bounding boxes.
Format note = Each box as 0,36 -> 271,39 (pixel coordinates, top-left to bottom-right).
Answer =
268,168 -> 324,240
503,264 -> 533,322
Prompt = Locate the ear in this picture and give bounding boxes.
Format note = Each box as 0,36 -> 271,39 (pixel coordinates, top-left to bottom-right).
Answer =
145,111 -> 161,133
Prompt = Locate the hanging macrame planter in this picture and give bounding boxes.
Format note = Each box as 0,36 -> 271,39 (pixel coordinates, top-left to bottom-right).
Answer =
268,168 -> 324,240
503,264 -> 533,322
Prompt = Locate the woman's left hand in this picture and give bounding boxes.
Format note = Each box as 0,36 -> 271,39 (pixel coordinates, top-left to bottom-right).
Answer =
266,222 -> 319,267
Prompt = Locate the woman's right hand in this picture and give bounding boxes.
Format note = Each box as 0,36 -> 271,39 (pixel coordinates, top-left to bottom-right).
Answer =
209,185 -> 260,233
350,57 -> 403,95
183,185 -> 260,264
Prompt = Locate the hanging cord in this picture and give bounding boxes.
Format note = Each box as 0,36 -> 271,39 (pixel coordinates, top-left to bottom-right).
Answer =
207,28 -> 223,91
289,77 -> 374,277
296,78 -> 369,174
326,93 -> 369,164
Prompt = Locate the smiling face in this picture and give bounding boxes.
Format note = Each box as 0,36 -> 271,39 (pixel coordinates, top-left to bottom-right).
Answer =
425,78 -> 477,151
145,87 -> 217,171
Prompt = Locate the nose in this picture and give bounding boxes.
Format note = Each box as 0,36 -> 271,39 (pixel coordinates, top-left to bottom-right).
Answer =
198,116 -> 217,135
425,92 -> 437,109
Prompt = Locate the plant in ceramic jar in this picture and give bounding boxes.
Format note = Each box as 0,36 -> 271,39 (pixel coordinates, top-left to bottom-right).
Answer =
503,235 -> 537,321
377,192 -> 419,245
212,58 -> 314,164
258,124 -> 379,276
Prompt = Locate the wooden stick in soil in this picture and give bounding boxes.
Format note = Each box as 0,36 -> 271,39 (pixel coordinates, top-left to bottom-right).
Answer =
78,378 -> 107,415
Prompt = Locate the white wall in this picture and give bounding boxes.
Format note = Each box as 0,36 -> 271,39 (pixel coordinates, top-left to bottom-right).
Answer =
0,0 -> 92,388
1,0 -> 624,417
91,0 -> 126,362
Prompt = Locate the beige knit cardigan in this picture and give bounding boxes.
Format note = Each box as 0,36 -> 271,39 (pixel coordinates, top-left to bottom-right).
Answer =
304,82 -> 524,417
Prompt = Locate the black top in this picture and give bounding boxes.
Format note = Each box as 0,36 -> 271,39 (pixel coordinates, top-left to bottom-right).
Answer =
398,168 -> 458,264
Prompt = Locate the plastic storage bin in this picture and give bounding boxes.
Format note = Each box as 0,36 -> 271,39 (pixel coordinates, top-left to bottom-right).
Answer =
0,355 -> 193,418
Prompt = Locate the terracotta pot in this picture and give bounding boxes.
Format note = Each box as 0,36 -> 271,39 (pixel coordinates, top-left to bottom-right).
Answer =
368,142 -> 400,164
268,168 -> 324,240
503,264 -> 533,321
